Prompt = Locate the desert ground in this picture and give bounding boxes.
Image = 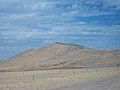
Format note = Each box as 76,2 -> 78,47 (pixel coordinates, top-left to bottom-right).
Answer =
0,42 -> 120,90
0,67 -> 120,90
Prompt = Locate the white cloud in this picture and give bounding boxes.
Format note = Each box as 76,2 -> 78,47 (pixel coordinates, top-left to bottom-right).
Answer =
0,0 -> 119,20
8,13 -> 36,19
103,0 -> 120,9
1,27 -> 56,40
61,10 -> 113,17
51,24 -> 120,36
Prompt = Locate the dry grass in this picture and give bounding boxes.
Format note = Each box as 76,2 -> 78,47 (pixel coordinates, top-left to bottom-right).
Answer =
0,67 -> 119,90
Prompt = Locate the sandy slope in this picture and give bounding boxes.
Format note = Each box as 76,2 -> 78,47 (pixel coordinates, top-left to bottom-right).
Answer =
0,42 -> 120,71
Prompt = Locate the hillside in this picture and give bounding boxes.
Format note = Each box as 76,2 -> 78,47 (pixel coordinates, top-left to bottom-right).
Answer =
0,42 -> 120,72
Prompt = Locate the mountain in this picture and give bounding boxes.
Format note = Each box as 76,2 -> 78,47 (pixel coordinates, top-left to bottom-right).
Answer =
0,42 -> 120,72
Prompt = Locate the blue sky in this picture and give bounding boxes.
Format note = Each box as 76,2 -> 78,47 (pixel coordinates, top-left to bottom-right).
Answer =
0,0 -> 120,60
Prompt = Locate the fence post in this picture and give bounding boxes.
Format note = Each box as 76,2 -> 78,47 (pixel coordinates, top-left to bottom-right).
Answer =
33,75 -> 34,83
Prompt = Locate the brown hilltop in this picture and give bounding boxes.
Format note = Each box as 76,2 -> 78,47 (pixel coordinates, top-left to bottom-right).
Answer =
0,42 -> 120,72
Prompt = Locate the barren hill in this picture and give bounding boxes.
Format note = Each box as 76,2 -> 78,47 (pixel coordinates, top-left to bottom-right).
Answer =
0,42 -> 120,72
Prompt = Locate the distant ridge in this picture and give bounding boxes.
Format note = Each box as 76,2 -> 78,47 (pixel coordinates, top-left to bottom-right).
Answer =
0,42 -> 120,72
51,42 -> 85,49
